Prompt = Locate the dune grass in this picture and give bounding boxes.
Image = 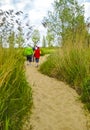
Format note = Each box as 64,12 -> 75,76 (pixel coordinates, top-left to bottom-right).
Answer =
0,47 -> 33,130
39,46 -> 90,110
40,47 -> 58,56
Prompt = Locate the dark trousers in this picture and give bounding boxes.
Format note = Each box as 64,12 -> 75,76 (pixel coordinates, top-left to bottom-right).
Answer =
27,55 -> 32,62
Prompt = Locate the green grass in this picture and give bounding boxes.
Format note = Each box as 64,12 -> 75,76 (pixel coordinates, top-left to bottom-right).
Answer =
40,47 -> 58,56
39,46 -> 90,110
0,48 -> 33,130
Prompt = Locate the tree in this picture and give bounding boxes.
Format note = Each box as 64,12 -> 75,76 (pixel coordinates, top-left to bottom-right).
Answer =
7,31 -> 15,48
31,29 -> 40,46
0,9 -> 33,47
42,35 -> 47,47
42,0 -> 86,46
46,31 -> 54,47
16,31 -> 25,47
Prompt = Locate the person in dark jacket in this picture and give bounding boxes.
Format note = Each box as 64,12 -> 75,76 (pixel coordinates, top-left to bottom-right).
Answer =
32,46 -> 35,62
24,45 -> 33,65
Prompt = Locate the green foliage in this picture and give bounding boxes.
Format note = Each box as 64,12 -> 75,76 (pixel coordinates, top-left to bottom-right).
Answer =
0,48 -> 32,130
7,32 -> 15,47
42,35 -> 47,47
46,31 -> 54,47
43,0 -> 87,46
16,32 -> 25,47
31,29 -> 40,45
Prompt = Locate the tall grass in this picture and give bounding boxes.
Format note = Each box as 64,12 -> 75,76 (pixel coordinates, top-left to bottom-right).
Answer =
0,47 -> 32,130
40,47 -> 58,56
39,46 -> 90,110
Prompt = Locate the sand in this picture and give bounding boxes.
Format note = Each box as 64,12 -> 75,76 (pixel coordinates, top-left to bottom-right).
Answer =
23,55 -> 90,130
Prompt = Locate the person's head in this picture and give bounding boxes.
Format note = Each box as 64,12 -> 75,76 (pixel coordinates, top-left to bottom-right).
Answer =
36,45 -> 39,49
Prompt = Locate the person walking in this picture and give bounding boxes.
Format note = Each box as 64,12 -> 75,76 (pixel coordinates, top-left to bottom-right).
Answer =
32,46 -> 35,62
34,46 -> 41,67
24,45 -> 33,65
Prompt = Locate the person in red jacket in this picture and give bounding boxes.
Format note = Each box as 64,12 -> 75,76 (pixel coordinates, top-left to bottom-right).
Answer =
34,46 -> 41,67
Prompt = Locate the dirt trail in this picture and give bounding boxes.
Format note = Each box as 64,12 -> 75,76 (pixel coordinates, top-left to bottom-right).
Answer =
23,55 -> 90,130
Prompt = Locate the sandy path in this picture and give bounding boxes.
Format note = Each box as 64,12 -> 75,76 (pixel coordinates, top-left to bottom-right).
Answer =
23,56 -> 90,130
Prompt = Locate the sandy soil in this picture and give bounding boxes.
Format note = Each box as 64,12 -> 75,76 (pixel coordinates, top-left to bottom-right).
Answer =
23,55 -> 90,130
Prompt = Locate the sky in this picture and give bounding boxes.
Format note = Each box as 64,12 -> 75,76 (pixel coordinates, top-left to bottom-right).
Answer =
0,0 -> 90,46
0,0 -> 54,38
0,0 -> 90,23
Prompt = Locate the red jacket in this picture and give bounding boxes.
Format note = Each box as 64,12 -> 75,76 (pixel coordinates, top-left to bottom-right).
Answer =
34,48 -> 41,58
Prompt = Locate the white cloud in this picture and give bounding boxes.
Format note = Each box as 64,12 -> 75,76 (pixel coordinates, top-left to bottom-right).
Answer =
14,2 -> 25,11
84,2 -> 90,20
0,4 -> 14,10
0,0 -> 54,25
29,9 -> 44,20
28,0 -> 54,24
0,0 -> 90,24
34,0 -> 53,9
1,0 -> 11,5
78,0 -> 90,20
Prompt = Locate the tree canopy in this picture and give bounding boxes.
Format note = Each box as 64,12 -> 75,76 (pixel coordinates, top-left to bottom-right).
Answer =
42,0 -> 88,46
